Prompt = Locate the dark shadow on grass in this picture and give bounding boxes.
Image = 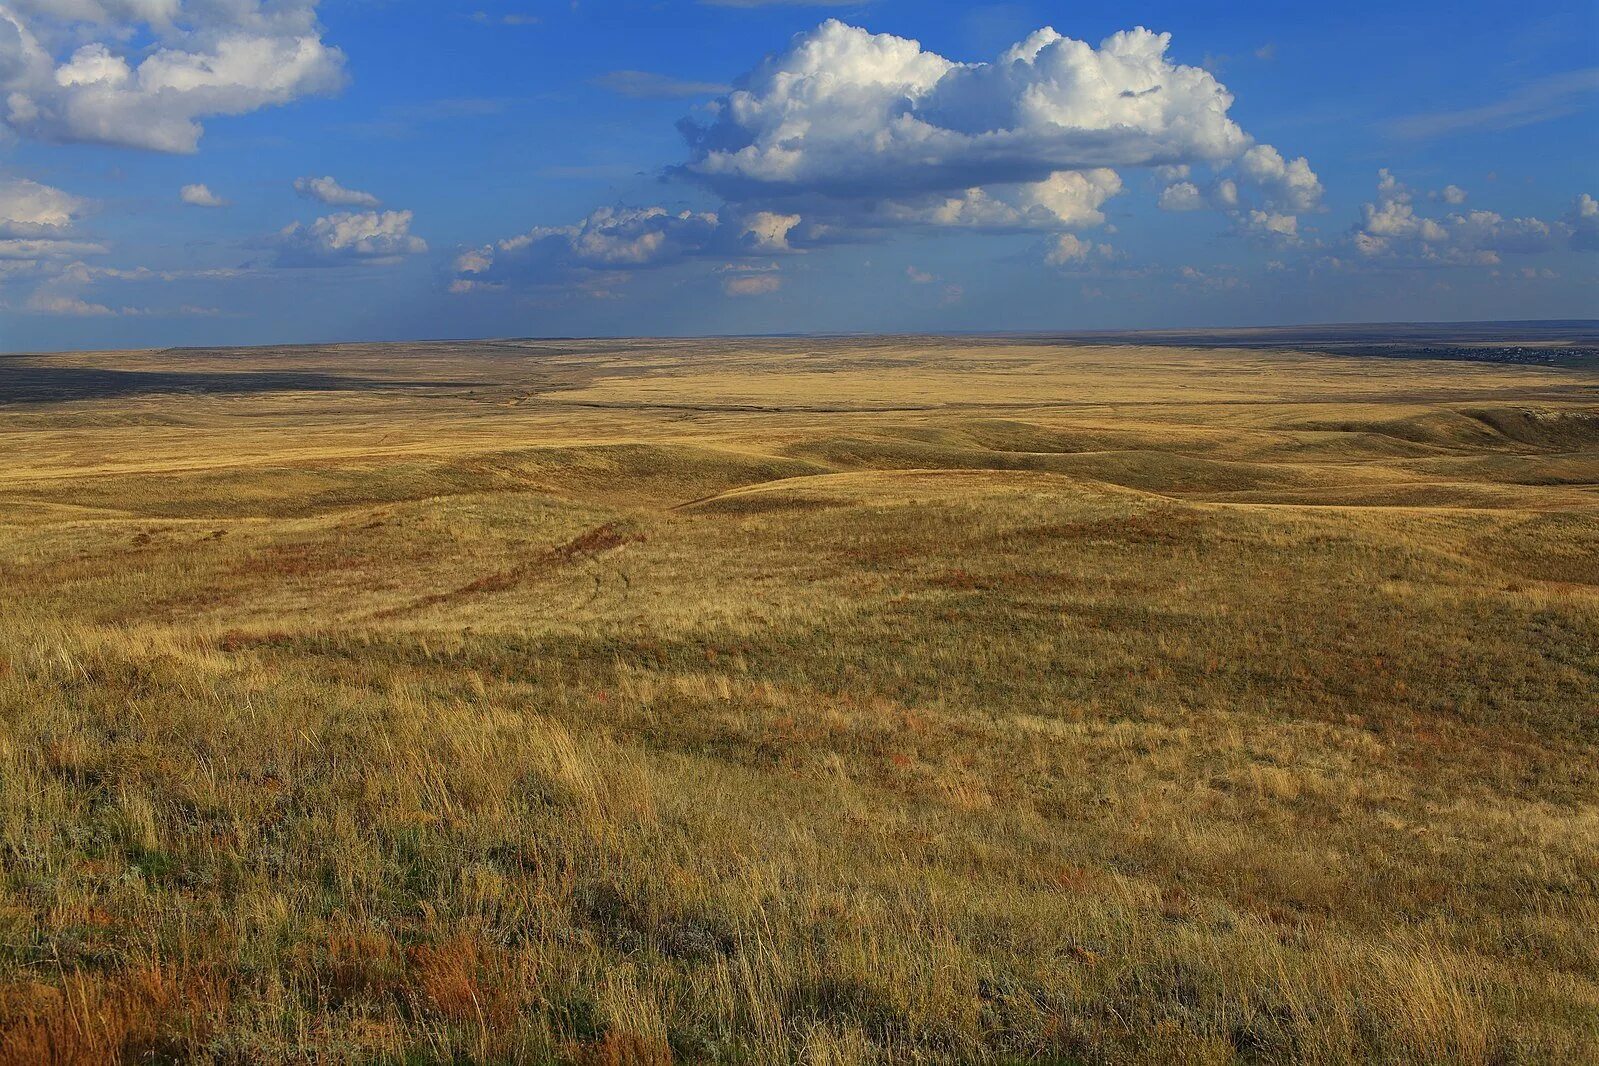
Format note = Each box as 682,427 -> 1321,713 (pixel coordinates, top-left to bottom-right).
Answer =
0,364 -> 474,405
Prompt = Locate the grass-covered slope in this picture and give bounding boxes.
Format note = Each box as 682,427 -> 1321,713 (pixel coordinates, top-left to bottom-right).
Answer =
0,338 -> 1595,1064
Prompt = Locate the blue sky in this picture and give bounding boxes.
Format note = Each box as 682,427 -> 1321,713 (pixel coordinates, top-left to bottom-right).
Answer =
1,0 -> 1595,351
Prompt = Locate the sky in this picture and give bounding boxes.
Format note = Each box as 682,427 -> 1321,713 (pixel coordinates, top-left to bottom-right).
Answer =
1,0 -> 1596,351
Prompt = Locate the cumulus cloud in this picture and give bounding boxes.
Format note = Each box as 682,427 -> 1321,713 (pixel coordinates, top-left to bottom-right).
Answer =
0,1 -> 347,153
739,210 -> 801,251
1568,193 -> 1599,252
454,205 -> 722,287
1047,233 -> 1091,264
0,173 -> 184,316
873,169 -> 1124,233
1157,181 -> 1203,212
1045,232 -> 1114,266
460,20 -> 1317,292
1242,210 -> 1298,240
1156,143 -> 1321,241
723,271 -> 780,296
25,291 -> 115,316
0,174 -> 109,309
1237,144 -> 1322,213
0,176 -> 85,235
1350,169 -> 1589,265
673,21 -> 1317,253
179,182 -> 226,207
550,205 -> 717,265
294,175 -> 380,207
16,254 -> 215,317
681,22 -> 1250,202
275,209 -> 426,266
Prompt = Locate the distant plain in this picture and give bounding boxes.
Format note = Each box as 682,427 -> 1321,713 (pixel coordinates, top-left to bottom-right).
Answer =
0,333 -> 1595,1063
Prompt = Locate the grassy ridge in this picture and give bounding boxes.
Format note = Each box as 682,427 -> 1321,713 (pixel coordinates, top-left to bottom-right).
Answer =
0,339 -> 1595,1063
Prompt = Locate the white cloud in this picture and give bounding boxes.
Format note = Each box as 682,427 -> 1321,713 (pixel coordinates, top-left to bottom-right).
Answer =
465,20 -> 1315,294
1237,144 -> 1322,212
1439,184 -> 1467,205
6,2 -> 183,24
0,176 -> 106,295
25,291 -> 114,315
1175,264 -> 1243,291
740,210 -> 801,251
59,261 -> 246,283
275,209 -> 426,266
0,238 -> 106,259
0,2 -> 346,153
23,289 -> 218,316
1158,181 -> 1204,212
1046,233 -> 1092,265
724,271 -> 780,296
454,248 -> 494,275
1155,143 -> 1320,241
675,20 -> 1272,237
1351,169 -> 1587,265
457,205 -> 722,286
905,265 -> 935,283
560,206 -> 717,264
0,176 -> 84,235
1568,193 -> 1598,251
1242,210 -> 1297,240
874,168 -> 1124,233
1015,169 -> 1123,228
294,175 -> 380,207
1045,232 -> 1115,266
179,182 -> 226,207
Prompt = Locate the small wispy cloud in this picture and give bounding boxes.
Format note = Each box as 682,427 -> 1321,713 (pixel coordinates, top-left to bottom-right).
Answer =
700,0 -> 860,7
1203,43 -> 1276,74
294,176 -> 381,208
592,71 -> 730,99
469,11 -> 540,26
396,98 -> 514,121
538,163 -> 649,179
1387,68 -> 1599,139
724,272 -> 781,296
180,183 -> 228,208
338,98 -> 514,140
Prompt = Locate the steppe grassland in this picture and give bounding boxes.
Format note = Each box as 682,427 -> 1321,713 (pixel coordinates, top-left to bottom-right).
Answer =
0,338 -> 1595,1064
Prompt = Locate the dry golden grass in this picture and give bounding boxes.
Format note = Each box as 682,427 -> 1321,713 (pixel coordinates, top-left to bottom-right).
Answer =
0,337 -> 1596,1064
